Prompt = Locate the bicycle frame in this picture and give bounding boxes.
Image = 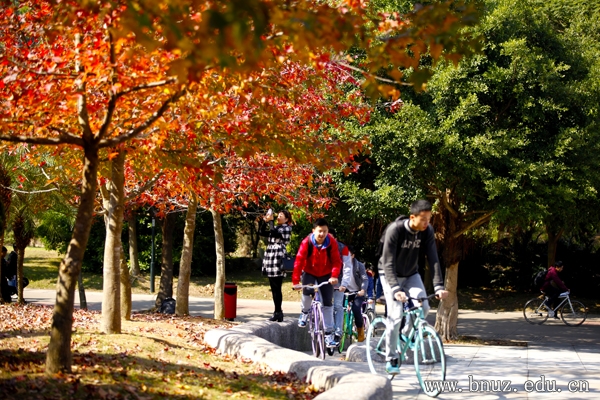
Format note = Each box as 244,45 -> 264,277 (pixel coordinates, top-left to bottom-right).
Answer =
294,281 -> 330,359
366,293 -> 446,396
524,291 -> 587,326
548,292 -> 573,312
339,291 -> 359,350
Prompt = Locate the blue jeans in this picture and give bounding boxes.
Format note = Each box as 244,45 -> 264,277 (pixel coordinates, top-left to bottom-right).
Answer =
376,278 -> 384,299
333,290 -> 344,336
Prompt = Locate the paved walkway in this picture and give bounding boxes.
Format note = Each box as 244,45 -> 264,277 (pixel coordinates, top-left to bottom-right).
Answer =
21,289 -> 600,399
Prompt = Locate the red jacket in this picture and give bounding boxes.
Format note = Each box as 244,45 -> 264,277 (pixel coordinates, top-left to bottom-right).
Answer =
541,266 -> 568,292
292,233 -> 342,285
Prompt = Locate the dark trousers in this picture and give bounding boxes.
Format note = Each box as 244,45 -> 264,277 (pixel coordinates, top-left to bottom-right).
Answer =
302,273 -> 333,307
347,293 -> 365,328
1,280 -> 11,302
268,276 -> 284,313
544,286 -> 562,310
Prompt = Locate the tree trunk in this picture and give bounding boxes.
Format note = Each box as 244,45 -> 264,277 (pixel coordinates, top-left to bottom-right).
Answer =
155,212 -> 176,309
46,145 -> 100,374
120,245 -> 132,320
211,209 -> 226,320
101,149 -> 125,334
434,261 -> 459,341
546,226 -> 563,267
17,247 -> 25,304
128,209 -> 140,276
176,192 -> 198,316
77,270 -> 87,311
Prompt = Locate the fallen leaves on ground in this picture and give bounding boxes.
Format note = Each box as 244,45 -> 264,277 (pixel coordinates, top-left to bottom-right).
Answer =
0,303 -> 321,399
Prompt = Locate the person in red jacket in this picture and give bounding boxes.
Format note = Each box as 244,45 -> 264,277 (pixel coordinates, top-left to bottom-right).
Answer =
541,261 -> 569,318
292,218 -> 342,348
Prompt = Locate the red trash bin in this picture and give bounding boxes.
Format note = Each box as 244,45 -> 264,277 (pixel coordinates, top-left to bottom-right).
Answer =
224,282 -> 237,320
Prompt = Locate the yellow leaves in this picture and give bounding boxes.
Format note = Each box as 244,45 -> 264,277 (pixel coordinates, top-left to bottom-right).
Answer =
378,84 -> 400,100
168,58 -> 191,84
429,42 -> 444,60
45,177 -> 59,186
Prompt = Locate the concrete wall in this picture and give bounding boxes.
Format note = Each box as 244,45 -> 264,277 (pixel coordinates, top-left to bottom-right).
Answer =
204,319 -> 392,399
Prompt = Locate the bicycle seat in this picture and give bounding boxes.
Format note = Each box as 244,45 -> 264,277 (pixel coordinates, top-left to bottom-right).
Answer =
559,292 -> 569,297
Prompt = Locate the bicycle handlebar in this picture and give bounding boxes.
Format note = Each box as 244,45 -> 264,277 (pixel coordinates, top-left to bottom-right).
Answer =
408,293 -> 439,302
293,281 -> 330,290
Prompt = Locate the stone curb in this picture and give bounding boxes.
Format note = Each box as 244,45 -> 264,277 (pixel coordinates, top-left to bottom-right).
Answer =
204,319 -> 392,399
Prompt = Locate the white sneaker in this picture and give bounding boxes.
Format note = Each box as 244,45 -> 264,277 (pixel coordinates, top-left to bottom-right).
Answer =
325,333 -> 339,348
298,312 -> 309,327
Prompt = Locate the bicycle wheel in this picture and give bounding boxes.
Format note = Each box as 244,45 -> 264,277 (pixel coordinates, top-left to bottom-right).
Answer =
523,298 -> 549,324
310,306 -> 325,359
339,310 -> 353,352
366,309 -> 376,326
366,317 -> 395,379
560,300 -> 587,326
414,324 -> 446,397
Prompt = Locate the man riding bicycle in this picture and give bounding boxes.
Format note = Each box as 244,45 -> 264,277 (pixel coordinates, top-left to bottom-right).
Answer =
541,261 -> 569,319
379,200 -> 448,374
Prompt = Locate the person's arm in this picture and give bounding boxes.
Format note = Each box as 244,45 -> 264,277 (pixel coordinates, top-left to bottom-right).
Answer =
292,238 -> 309,286
550,269 -> 569,292
367,275 -> 374,298
257,220 -> 272,237
424,225 -> 445,293
339,247 -> 352,288
329,238 -> 342,281
358,261 -> 369,293
279,224 -> 292,245
380,222 -> 402,296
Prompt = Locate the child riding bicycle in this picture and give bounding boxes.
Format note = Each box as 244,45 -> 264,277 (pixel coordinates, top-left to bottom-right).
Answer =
378,200 -> 448,374
292,218 -> 342,348
338,245 -> 369,342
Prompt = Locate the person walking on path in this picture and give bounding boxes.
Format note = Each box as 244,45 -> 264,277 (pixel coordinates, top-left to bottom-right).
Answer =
292,218 -> 342,348
260,209 -> 293,322
379,200 -> 448,374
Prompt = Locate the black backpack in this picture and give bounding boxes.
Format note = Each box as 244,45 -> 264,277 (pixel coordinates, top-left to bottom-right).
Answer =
160,297 -> 176,314
533,268 -> 548,288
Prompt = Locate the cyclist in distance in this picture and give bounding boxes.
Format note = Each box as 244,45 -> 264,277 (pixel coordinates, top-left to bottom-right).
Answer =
541,261 -> 569,319
379,199 -> 448,374
292,218 -> 342,348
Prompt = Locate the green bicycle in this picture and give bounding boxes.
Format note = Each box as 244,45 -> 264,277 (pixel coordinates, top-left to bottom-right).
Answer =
337,291 -> 369,353
366,294 -> 446,398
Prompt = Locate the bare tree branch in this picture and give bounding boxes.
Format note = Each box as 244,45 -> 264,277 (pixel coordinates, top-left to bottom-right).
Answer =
0,134 -> 81,146
98,90 -> 185,148
0,185 -> 60,194
115,79 -> 177,99
125,171 -> 163,202
452,211 -> 495,239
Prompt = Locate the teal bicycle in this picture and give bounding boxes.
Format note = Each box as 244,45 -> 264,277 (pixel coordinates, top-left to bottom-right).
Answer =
366,293 -> 446,397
